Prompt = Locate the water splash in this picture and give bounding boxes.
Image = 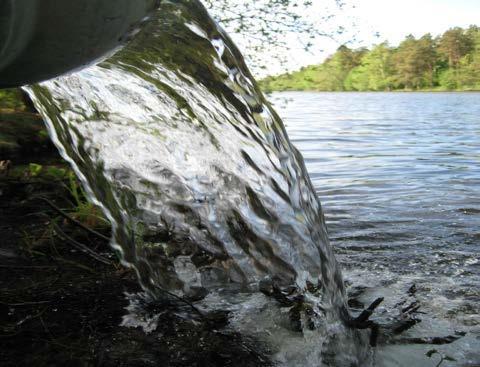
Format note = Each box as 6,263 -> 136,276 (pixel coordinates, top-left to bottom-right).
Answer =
25,0 -> 367,364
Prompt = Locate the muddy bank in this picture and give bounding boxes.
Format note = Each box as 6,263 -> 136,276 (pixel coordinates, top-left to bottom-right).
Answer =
0,105 -> 271,367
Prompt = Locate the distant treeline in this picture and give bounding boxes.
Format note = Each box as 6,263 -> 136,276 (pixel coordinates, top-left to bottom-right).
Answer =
261,26 -> 480,92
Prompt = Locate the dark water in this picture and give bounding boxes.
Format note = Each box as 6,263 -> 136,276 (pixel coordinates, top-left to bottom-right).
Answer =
273,92 -> 480,366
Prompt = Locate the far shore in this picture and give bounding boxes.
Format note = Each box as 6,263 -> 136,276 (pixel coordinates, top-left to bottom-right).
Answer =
262,88 -> 480,93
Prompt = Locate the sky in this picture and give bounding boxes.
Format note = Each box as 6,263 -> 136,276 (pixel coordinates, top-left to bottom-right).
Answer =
249,0 -> 480,76
350,0 -> 480,45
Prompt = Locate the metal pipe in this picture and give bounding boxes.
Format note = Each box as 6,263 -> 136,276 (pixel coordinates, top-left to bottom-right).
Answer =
0,0 -> 159,88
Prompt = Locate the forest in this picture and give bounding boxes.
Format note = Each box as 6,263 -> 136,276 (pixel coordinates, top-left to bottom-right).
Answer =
260,26 -> 480,92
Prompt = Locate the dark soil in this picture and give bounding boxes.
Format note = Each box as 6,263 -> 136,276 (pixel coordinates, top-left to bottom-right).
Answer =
0,109 -> 272,367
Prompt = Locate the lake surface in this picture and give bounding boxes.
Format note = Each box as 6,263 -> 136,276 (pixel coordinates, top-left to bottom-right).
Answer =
272,92 -> 480,366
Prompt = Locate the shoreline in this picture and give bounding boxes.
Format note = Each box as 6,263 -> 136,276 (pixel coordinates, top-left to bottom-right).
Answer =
262,89 -> 480,93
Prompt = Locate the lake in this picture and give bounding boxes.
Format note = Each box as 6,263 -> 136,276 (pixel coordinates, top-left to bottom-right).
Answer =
272,92 -> 480,366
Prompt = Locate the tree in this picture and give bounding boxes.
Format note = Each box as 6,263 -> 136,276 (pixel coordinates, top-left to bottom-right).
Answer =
202,0 -> 351,74
261,26 -> 480,92
466,25 -> 480,48
393,34 -> 438,89
463,26 -> 480,88
437,26 -> 478,89
345,42 -> 394,91
259,45 -> 366,91
315,46 -> 366,91
416,34 -> 438,87
438,27 -> 473,68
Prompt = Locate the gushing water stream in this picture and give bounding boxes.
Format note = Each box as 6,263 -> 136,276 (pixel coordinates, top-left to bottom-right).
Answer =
25,1 -> 369,365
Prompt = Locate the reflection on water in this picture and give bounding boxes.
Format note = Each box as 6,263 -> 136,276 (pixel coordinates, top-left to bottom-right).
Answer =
273,91 -> 480,366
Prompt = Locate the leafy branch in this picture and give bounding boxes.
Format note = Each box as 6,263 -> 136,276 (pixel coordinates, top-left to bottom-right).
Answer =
202,0 -> 351,74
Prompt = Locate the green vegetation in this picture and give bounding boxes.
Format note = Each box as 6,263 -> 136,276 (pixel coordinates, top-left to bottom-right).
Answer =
261,26 -> 480,92
0,89 -> 27,110
205,0 -> 346,73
